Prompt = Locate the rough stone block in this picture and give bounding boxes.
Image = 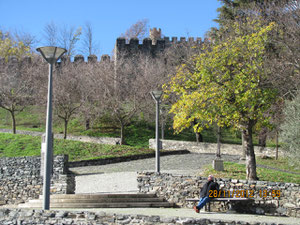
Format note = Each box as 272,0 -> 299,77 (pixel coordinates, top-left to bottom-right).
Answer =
212,158 -> 224,171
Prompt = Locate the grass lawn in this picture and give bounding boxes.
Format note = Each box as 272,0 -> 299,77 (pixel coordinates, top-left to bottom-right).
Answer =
0,133 -> 155,162
200,160 -> 300,184
256,156 -> 300,174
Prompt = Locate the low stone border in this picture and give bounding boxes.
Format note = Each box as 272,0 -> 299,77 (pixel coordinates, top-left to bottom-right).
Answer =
0,208 -> 292,225
68,150 -> 190,167
149,139 -> 284,157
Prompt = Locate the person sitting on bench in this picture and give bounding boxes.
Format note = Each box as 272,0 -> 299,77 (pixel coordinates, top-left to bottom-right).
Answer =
194,175 -> 219,213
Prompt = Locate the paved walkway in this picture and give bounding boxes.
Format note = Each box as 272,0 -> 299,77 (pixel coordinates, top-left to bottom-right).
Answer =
70,153 -> 240,175
70,153 -> 241,193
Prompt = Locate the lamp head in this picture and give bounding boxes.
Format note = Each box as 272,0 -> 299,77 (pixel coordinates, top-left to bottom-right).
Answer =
36,46 -> 67,64
151,90 -> 163,101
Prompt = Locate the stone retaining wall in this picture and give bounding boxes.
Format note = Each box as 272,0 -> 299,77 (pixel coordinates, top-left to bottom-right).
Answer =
0,155 -> 75,205
149,139 -> 283,157
0,208 -> 290,225
0,129 -> 121,145
137,172 -> 300,218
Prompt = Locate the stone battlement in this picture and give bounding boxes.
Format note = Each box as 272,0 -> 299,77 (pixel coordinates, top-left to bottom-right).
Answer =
116,36 -> 205,47
67,54 -> 111,63
114,36 -> 206,60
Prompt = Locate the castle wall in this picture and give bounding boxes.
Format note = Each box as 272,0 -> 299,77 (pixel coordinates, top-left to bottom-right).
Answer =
114,36 -> 204,61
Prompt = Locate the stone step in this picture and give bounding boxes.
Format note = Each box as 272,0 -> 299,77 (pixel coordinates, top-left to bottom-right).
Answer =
19,193 -> 175,208
38,193 -> 157,199
29,197 -> 165,203
19,201 -> 174,208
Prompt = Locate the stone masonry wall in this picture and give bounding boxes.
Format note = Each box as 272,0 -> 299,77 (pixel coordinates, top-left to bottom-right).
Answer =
137,172 -> 300,218
149,139 -> 284,157
115,36 -> 204,61
0,208 -> 292,225
0,155 -> 75,205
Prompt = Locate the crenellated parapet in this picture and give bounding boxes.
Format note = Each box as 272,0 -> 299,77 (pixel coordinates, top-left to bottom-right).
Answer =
71,54 -> 111,63
114,36 -> 205,61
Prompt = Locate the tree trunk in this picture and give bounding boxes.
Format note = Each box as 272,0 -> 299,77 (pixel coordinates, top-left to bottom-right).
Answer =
161,120 -> 165,140
258,127 -> 267,152
195,132 -> 203,143
241,131 -> 246,159
10,111 -> 16,134
275,130 -> 279,160
242,121 -> 258,180
193,119 -> 203,143
120,123 -> 126,145
85,118 -> 90,130
64,119 -> 68,139
216,126 -> 221,158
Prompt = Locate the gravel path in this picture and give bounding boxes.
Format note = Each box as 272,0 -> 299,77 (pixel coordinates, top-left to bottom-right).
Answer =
70,153 -> 240,175
70,153 -> 241,194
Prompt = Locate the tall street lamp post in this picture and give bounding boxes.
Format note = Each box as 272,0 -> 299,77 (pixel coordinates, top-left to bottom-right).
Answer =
36,46 -> 67,210
150,90 -> 163,173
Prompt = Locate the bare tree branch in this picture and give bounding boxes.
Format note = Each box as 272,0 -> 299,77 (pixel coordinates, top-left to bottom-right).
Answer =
81,22 -> 99,56
120,19 -> 149,40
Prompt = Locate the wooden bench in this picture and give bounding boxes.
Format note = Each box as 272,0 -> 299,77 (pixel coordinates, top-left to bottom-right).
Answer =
186,197 -> 254,212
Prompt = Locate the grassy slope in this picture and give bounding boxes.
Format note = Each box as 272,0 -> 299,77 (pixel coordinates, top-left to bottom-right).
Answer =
0,133 -> 154,162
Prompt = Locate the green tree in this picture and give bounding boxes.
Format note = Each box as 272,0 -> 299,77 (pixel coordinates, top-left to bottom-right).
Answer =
164,21 -> 276,180
210,1 -> 300,151
214,0 -> 290,27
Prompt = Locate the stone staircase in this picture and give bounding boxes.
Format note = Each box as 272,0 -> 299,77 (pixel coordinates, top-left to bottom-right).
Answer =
18,193 -> 175,208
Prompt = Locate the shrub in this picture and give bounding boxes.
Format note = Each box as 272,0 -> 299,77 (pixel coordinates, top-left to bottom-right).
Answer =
280,92 -> 300,167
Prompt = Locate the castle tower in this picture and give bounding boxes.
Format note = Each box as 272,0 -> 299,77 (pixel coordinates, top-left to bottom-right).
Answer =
149,27 -> 162,45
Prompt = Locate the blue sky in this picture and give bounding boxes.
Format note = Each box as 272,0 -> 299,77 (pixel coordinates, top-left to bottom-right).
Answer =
0,0 -> 221,57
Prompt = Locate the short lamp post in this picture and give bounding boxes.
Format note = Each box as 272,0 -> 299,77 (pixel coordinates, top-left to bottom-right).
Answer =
36,46 -> 67,210
150,90 -> 163,173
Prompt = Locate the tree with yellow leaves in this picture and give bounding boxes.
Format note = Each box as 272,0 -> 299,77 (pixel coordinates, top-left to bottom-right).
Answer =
0,30 -> 30,60
164,20 -> 277,180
